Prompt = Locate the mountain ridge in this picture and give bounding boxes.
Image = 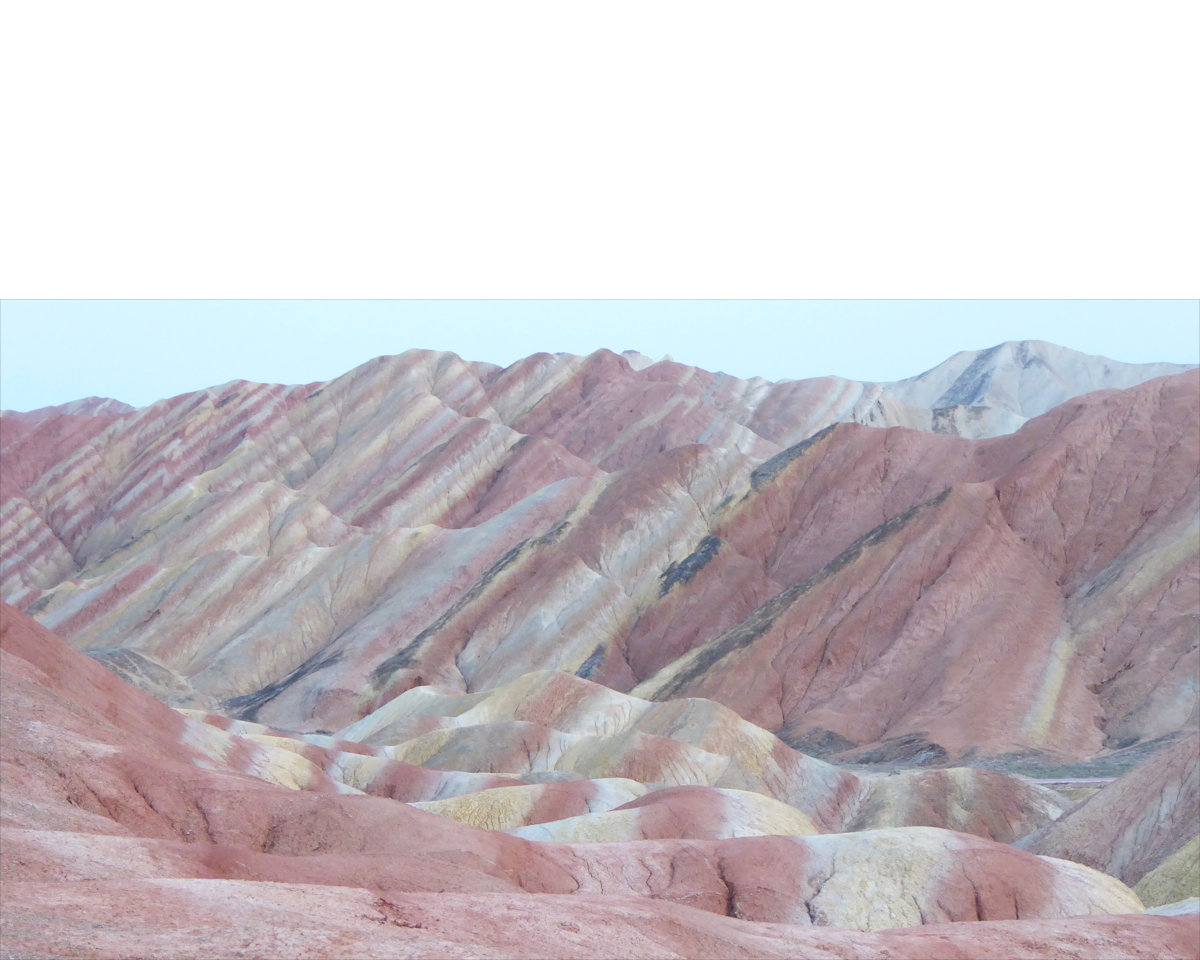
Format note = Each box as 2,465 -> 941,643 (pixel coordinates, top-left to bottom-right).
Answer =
4,338 -> 1193,434
3,342 -> 1195,765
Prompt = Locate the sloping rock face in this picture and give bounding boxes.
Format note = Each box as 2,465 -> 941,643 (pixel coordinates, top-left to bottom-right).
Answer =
6,602 -> 1198,960
1022,732 -> 1200,887
3,346 -> 1194,767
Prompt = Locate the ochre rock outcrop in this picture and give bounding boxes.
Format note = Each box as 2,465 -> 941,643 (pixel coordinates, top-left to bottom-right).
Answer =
1135,836 -> 1200,908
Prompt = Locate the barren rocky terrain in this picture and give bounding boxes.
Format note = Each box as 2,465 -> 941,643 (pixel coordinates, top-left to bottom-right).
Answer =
2,341 -> 1197,958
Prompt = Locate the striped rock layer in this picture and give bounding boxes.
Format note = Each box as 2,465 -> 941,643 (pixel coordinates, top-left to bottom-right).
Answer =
1021,732 -> 1200,890
6,602 -> 1198,960
3,344 -> 1196,767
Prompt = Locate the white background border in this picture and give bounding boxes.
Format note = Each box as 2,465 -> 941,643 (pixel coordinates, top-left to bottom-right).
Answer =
2,2 -> 1197,297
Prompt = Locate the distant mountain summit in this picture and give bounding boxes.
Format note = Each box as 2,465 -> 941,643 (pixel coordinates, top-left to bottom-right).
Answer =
1,395 -> 136,421
883,340 -> 1194,426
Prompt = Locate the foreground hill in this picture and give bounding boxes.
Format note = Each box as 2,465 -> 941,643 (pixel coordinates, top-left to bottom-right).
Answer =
2,344 -> 1195,766
6,602 -> 1197,959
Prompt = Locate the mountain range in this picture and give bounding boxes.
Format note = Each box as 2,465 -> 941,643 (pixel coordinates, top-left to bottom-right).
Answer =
2,339 -> 1197,958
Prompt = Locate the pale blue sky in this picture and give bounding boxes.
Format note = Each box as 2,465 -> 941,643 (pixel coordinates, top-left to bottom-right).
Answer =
1,300 -> 1197,412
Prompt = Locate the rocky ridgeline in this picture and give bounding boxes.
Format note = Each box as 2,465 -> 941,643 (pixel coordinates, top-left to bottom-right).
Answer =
2,343 -> 1195,760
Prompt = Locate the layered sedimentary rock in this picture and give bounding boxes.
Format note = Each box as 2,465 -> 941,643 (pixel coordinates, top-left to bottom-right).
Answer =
6,602 -> 1196,960
3,338 -> 1199,959
1021,732 -> 1200,888
2,345 -> 1196,768
333,669 -> 1070,843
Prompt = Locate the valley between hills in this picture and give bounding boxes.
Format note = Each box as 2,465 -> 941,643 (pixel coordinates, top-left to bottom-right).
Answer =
2,340 -> 1197,958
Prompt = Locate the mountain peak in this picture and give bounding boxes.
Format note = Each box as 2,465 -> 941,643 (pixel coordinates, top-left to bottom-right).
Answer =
886,340 -> 1195,420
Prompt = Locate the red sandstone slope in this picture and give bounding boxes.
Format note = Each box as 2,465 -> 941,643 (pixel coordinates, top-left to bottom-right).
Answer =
4,602 -> 1197,960
1022,732 -> 1200,886
633,373 -> 1199,759
1,350 -> 1196,765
